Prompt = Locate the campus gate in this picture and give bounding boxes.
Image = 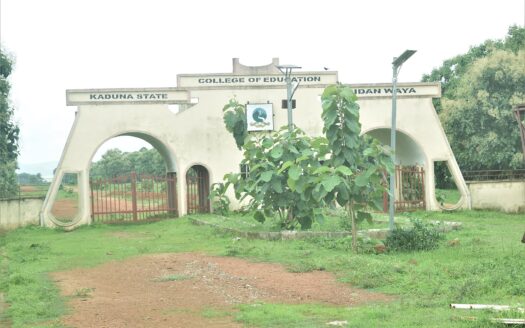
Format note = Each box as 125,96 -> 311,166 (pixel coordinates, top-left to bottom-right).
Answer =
90,172 -> 178,222
41,58 -> 471,229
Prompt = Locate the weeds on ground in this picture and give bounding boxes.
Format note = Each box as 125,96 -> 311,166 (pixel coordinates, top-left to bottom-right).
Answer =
385,219 -> 444,252
152,274 -> 191,282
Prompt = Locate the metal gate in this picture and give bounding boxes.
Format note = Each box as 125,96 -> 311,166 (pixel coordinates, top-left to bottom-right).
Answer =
395,165 -> 425,211
90,172 -> 178,222
186,165 -> 210,214
383,165 -> 426,212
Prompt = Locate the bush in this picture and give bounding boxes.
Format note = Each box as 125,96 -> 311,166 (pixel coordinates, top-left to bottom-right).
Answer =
385,219 -> 444,252
209,183 -> 230,215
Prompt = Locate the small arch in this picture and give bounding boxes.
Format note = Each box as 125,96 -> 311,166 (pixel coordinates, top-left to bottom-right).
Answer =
186,165 -> 210,214
362,127 -> 427,166
88,130 -> 178,173
364,128 -> 428,211
87,133 -> 179,222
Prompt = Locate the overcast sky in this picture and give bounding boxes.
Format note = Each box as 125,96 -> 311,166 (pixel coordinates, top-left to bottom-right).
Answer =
1,0 -> 524,167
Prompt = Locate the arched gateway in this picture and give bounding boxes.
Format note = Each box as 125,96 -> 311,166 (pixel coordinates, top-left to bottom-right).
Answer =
41,58 -> 470,228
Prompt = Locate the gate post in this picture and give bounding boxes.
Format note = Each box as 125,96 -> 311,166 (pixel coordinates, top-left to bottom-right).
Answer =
131,172 -> 138,221
166,172 -> 178,216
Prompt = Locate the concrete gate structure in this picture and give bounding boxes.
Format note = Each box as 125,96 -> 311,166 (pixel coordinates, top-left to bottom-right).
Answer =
41,58 -> 470,229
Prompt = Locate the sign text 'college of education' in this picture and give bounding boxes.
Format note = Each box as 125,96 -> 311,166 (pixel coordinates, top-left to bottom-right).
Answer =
178,73 -> 338,88
196,76 -> 322,85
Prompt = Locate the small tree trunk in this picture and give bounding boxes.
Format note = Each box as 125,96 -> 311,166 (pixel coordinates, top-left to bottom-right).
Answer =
346,203 -> 357,253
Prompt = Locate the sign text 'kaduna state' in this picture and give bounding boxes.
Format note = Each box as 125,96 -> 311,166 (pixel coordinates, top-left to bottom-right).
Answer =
89,93 -> 169,100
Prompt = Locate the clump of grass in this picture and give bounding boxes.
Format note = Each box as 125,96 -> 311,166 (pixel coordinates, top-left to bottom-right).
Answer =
201,307 -> 232,319
73,287 -> 94,298
152,274 -> 191,282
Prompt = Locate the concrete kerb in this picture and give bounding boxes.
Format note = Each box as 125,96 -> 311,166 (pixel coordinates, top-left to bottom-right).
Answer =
188,216 -> 462,241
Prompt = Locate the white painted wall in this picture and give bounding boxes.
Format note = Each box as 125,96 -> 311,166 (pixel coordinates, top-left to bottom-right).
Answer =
468,181 -> 525,213
0,198 -> 43,230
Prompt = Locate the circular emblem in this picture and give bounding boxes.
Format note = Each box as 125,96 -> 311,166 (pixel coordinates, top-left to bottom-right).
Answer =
252,107 -> 267,123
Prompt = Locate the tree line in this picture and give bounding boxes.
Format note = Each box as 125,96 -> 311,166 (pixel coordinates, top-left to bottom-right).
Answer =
0,49 -> 19,196
89,147 -> 166,179
423,25 -> 525,186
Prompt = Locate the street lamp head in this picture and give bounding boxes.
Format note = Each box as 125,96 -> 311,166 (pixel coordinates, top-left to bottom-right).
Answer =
276,64 -> 302,75
275,65 -> 302,70
392,50 -> 416,68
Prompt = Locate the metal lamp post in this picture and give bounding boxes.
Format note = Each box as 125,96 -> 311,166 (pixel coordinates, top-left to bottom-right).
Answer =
389,50 -> 416,231
276,65 -> 302,131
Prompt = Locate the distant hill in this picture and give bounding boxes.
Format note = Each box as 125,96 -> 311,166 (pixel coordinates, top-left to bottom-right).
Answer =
17,161 -> 57,180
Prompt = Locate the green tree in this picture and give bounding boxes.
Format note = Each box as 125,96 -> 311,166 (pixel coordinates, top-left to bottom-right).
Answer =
224,127 -> 330,230
321,84 -> 392,251
90,147 -> 166,179
127,147 -> 166,176
0,48 -> 19,197
221,85 -> 392,236
440,49 -> 525,170
422,25 -> 525,114
422,26 -> 525,183
90,149 -> 132,178
17,172 -> 46,185
222,99 -> 248,149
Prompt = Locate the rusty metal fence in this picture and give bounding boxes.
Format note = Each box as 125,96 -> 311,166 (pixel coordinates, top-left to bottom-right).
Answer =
186,166 -> 210,214
396,165 -> 425,211
383,165 -> 426,212
463,169 -> 525,181
90,172 -> 178,222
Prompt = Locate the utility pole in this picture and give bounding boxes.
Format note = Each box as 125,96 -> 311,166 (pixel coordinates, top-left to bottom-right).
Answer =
276,65 -> 301,131
389,50 -> 416,231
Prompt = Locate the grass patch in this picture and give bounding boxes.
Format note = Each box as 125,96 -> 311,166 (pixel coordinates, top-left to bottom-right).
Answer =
0,210 -> 524,327
201,307 -> 232,319
189,209 -> 389,233
72,287 -> 94,298
236,302 -> 497,328
18,185 -> 49,198
152,274 -> 191,282
436,188 -> 461,205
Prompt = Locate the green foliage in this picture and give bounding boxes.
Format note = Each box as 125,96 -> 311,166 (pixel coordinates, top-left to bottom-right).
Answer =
423,26 -> 525,173
221,85 -> 391,235
422,25 -> 525,113
253,210 -> 265,224
152,274 -> 190,282
209,182 -> 230,215
224,127 -> 329,230
321,84 -> 392,251
16,173 -> 47,185
90,147 -> 166,179
222,98 -> 248,149
0,161 -> 18,197
385,219 -> 444,252
440,49 -> 525,170
0,48 -> 19,197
